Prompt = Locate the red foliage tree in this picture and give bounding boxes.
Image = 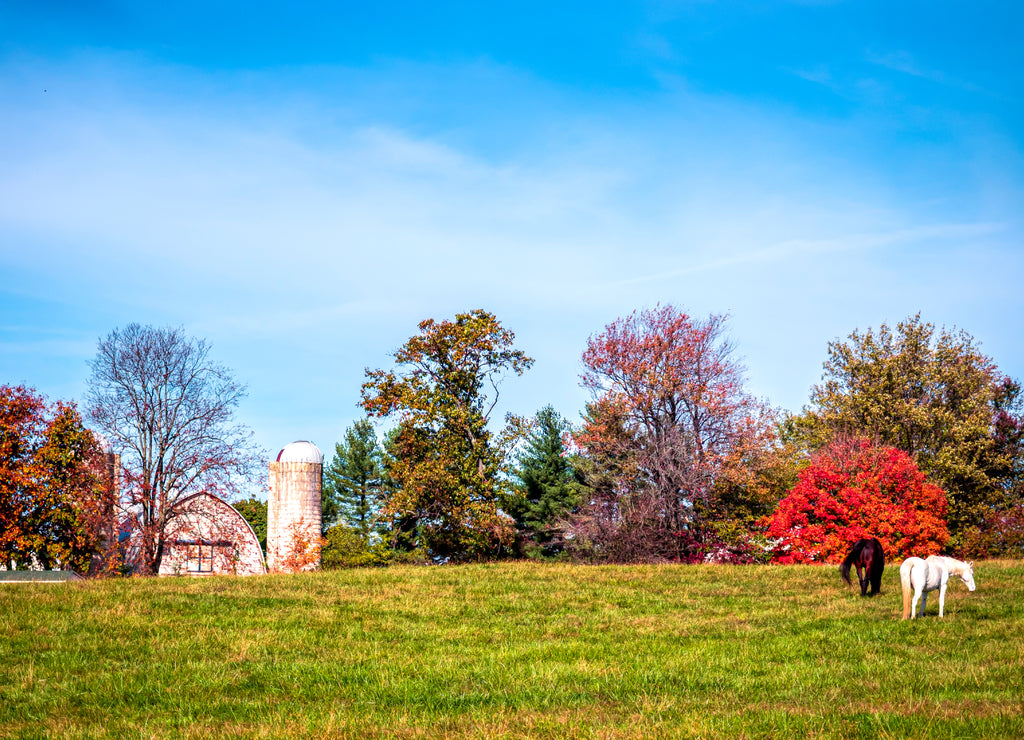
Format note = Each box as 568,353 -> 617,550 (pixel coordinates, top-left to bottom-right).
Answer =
0,385 -> 45,566
762,437 -> 949,563
567,306 -> 779,562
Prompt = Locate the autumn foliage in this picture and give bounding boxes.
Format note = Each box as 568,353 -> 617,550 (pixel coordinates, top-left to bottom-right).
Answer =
0,385 -> 114,572
278,519 -> 325,572
567,306 -> 780,562
762,437 -> 949,563
361,310 -> 533,561
799,314 -> 1024,544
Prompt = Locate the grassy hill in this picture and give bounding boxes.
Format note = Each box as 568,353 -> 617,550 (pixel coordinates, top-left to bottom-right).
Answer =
2,561 -> 1023,739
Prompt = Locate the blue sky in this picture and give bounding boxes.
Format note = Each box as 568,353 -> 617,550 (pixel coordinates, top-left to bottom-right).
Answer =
2,1 -> 1023,474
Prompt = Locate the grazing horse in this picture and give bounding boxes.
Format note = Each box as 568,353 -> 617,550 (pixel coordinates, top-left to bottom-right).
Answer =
900,555 -> 976,619
840,538 -> 885,596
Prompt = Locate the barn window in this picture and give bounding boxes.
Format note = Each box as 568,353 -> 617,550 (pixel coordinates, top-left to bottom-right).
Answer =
188,543 -> 215,572
173,539 -> 232,573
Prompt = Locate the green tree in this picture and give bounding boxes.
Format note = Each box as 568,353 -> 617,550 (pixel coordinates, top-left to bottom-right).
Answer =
506,406 -> 580,555
321,525 -> 395,568
233,496 -> 267,553
361,309 -> 534,561
323,419 -> 383,537
798,313 -> 1023,541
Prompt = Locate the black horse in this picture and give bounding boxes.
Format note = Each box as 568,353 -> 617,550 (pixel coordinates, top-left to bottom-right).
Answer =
840,538 -> 885,596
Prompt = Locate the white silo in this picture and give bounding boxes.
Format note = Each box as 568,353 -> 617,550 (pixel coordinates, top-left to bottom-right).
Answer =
267,441 -> 323,573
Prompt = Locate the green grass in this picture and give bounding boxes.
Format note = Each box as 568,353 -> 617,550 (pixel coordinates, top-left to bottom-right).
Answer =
2,561 -> 1023,739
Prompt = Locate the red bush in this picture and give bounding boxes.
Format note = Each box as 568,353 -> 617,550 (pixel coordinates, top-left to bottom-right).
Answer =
762,438 -> 948,563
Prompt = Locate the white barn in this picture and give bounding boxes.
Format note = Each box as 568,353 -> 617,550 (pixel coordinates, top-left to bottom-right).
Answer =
158,492 -> 266,577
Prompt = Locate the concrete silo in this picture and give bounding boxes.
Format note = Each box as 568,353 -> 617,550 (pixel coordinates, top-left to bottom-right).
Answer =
267,441 -> 323,573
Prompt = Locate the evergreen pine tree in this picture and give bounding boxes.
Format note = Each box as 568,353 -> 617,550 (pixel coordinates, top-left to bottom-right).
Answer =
323,419 -> 383,538
507,406 -> 580,554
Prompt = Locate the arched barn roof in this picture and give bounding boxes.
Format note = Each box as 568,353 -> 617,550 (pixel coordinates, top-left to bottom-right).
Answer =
276,440 -> 323,465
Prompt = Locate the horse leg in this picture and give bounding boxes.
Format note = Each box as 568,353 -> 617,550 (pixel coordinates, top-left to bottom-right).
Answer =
857,564 -> 868,596
912,588 -> 922,619
919,592 -> 927,617
938,583 -> 946,618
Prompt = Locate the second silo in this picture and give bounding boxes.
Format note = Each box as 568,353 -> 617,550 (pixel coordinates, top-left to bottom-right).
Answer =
267,440 -> 323,573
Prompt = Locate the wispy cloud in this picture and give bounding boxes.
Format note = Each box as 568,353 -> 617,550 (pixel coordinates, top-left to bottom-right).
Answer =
632,31 -> 678,63
865,49 -> 990,96
789,65 -> 835,88
617,222 -> 1007,286
0,337 -> 95,357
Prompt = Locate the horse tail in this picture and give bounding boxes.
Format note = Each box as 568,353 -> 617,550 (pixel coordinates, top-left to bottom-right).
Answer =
840,541 -> 860,586
900,559 -> 913,620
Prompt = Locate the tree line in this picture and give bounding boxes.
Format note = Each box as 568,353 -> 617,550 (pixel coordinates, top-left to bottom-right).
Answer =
2,307 -> 1022,573
321,307 -> 1024,566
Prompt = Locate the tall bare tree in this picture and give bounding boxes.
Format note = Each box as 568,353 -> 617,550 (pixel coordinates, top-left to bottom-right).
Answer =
86,324 -> 262,574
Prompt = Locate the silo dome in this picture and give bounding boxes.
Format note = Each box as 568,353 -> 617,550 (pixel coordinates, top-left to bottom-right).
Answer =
276,441 -> 323,465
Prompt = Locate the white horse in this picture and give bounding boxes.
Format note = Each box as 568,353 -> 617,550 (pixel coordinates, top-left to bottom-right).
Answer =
900,555 -> 976,619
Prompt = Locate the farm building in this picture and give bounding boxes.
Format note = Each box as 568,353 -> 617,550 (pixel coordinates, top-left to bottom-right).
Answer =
266,441 -> 323,573
157,492 -> 266,577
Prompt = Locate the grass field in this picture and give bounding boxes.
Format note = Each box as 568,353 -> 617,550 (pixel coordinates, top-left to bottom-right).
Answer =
2,561 -> 1023,739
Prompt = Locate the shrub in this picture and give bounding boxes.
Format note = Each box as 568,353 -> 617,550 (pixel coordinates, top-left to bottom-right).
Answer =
321,526 -> 405,568
954,503 -> 1024,558
762,437 -> 949,563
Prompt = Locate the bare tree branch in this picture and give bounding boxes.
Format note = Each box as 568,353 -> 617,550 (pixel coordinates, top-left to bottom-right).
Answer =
86,324 -> 264,574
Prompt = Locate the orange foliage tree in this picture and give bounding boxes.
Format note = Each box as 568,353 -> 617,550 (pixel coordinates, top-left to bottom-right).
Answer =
361,309 -> 533,561
0,385 -> 113,571
762,437 -> 949,563
278,519 -> 326,572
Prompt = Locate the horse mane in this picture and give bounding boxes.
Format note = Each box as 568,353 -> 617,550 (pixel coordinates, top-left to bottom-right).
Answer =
928,555 -> 971,576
